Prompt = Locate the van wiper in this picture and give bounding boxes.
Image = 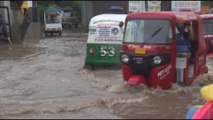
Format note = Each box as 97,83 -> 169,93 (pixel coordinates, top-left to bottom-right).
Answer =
151,27 -> 163,38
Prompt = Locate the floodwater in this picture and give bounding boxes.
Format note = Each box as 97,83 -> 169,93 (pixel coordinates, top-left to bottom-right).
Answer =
0,28 -> 213,119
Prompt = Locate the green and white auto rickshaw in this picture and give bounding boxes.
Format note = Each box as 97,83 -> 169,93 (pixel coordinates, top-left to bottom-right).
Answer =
84,13 -> 127,68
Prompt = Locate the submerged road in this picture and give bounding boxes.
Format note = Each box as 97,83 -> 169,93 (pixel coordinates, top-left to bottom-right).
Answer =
0,28 -> 212,119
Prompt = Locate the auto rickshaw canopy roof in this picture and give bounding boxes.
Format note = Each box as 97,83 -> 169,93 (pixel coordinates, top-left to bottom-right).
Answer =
200,14 -> 213,20
89,13 -> 127,26
127,12 -> 199,23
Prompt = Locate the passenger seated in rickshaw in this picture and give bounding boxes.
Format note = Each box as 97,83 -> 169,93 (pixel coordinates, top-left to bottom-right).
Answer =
176,22 -> 195,59
50,15 -> 55,23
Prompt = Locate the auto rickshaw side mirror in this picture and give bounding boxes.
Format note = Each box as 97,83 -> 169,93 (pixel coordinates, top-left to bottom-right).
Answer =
119,21 -> 124,28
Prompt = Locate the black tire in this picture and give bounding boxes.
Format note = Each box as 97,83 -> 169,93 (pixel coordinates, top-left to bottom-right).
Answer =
84,64 -> 95,70
75,24 -> 78,29
45,32 -> 48,37
59,32 -> 62,36
69,25 -> 72,28
51,33 -> 53,36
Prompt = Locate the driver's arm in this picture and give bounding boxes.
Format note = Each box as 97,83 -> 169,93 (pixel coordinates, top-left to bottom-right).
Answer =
186,24 -> 194,41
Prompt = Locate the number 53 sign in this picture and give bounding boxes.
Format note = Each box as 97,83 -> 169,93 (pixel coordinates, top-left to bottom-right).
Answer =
99,46 -> 116,57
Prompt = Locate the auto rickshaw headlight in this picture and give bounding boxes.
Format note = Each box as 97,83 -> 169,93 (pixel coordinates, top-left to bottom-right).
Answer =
153,56 -> 162,65
121,54 -> 129,63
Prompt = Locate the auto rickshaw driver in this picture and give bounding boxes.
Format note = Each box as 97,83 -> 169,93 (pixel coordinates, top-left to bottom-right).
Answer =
176,22 -> 194,58
176,22 -> 196,85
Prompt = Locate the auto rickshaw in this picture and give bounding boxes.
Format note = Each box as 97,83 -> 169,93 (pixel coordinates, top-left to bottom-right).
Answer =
120,12 -> 208,89
84,13 -> 127,68
200,14 -> 213,57
44,9 -> 63,36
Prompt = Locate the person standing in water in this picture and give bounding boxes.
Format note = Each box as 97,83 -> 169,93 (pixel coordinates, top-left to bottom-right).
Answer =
0,14 -> 12,45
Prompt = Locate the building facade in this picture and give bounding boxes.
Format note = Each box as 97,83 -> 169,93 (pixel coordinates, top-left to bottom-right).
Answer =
82,1 -> 213,29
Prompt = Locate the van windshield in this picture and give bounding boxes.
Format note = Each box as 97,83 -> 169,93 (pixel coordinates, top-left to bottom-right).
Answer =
203,19 -> 213,35
63,13 -> 71,17
46,12 -> 61,24
124,19 -> 173,44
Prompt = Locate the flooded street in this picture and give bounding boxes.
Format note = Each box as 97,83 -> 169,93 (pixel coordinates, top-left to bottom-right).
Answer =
0,28 -> 213,119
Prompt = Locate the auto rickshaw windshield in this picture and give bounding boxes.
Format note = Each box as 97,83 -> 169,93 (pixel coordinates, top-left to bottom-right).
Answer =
203,19 -> 213,35
124,19 -> 173,44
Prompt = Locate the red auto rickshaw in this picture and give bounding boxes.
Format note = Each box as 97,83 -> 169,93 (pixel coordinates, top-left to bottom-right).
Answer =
200,14 -> 213,57
120,12 -> 208,89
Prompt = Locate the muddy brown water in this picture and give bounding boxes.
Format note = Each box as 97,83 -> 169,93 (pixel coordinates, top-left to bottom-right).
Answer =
0,28 -> 212,119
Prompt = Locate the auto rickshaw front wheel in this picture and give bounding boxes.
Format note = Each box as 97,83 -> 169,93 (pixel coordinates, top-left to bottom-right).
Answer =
84,64 -> 95,70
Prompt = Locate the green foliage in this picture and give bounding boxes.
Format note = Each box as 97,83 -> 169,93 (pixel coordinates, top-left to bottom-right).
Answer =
62,6 -> 73,12
48,4 -> 61,10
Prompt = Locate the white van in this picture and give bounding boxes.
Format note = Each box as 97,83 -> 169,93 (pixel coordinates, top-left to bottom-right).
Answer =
44,9 -> 63,36
84,13 -> 127,67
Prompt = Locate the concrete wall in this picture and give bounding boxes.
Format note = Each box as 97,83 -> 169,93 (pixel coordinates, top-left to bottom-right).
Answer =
1,1 -> 23,27
23,22 -> 41,43
0,1 -> 23,41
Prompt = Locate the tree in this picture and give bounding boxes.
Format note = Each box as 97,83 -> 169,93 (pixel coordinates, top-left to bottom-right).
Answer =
62,6 -> 73,12
48,4 -> 61,9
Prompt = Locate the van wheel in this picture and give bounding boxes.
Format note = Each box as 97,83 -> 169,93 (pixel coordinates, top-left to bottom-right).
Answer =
69,25 -> 72,28
59,32 -> 62,36
51,33 -> 53,36
45,32 -> 48,37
